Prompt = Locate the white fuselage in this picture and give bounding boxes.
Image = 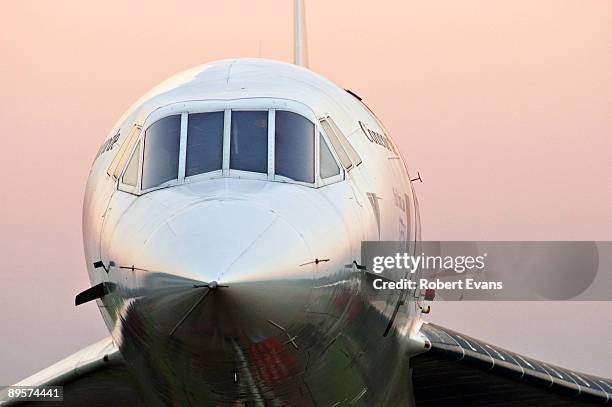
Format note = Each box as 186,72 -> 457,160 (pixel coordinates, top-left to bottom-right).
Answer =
82,58 -> 422,405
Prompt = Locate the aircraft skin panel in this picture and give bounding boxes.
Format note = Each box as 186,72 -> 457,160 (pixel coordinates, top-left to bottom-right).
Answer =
412,323 -> 612,406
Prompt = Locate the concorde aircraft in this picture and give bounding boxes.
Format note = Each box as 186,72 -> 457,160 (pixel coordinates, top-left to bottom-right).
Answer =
2,1 -> 611,406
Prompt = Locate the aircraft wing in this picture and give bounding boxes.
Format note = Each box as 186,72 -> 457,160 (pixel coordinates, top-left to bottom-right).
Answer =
411,322 -> 612,406
3,328 -> 610,406
0,337 -> 145,406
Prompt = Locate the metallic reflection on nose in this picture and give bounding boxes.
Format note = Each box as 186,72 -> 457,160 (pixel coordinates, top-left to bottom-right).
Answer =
138,200 -> 315,342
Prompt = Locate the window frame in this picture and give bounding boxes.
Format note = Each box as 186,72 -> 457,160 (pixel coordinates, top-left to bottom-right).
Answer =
227,108 -> 271,181
318,132 -> 344,186
139,113 -> 184,193
118,138 -> 143,195
272,109 -> 321,187
319,115 -> 362,170
183,110 -> 225,182
115,99 -> 346,195
107,124 -> 141,180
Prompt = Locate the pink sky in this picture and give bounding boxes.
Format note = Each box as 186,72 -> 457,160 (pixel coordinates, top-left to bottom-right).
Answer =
0,0 -> 611,385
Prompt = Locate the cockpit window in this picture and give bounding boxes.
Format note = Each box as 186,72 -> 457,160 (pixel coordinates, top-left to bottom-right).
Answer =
320,117 -> 362,169
120,105 -> 347,194
107,125 -> 141,180
141,114 -> 181,190
122,140 -> 140,187
230,111 -> 268,174
320,119 -> 352,170
319,134 -> 340,179
186,112 -> 224,177
275,110 -> 315,183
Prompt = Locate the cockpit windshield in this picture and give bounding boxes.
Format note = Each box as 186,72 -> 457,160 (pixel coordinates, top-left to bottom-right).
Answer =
117,106 -> 348,193
275,110 -> 315,183
230,111 -> 268,174
141,115 -> 181,190
186,111 -> 224,177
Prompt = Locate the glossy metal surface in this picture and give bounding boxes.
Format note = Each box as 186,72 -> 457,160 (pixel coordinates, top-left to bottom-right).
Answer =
82,59 -> 423,405
97,180 -> 418,405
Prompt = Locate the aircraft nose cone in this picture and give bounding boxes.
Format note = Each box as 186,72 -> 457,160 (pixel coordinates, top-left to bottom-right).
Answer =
139,200 -> 315,340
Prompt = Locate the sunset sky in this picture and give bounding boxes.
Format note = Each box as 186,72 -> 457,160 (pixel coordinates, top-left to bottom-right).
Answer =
1,0 -> 611,385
